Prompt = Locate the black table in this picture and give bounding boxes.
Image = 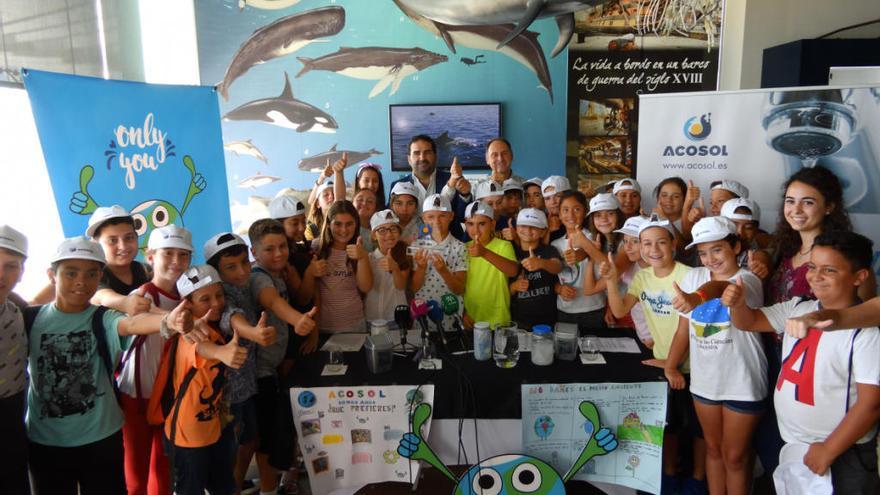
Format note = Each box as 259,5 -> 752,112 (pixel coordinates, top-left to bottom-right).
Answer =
287,326 -> 664,419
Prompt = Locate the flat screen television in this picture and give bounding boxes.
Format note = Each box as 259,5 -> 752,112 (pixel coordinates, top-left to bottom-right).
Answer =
389,103 -> 502,171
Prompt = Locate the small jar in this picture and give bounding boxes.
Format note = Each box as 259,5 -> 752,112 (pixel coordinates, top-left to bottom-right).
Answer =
473,322 -> 492,361
530,325 -> 554,366
370,319 -> 389,336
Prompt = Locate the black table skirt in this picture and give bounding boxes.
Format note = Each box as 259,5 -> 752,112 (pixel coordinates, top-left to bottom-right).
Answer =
287,326 -> 665,419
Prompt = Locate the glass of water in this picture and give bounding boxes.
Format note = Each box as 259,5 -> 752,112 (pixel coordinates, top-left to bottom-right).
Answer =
493,325 -> 520,368
580,335 -> 600,361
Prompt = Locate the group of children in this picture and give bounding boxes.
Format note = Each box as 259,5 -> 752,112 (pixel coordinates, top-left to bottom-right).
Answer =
1,145 -> 879,495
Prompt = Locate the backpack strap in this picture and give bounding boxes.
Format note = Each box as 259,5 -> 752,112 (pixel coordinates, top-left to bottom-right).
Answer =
165,348 -> 198,495
90,306 -> 122,404
23,305 -> 43,336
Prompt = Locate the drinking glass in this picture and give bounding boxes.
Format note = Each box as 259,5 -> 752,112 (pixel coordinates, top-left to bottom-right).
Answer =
493,325 -> 520,368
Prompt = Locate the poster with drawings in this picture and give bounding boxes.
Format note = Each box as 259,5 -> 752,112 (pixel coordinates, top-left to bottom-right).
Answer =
521,382 -> 667,494
291,385 -> 435,494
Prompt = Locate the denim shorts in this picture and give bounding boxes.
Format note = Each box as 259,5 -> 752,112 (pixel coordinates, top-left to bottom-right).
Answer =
691,393 -> 766,415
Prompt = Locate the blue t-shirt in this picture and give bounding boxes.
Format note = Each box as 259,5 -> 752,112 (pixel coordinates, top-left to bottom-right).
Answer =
27,304 -> 128,447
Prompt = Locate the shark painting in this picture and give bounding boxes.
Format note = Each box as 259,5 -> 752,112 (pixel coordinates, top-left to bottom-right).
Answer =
224,139 -> 269,163
296,47 -> 448,98
222,72 -> 339,133
238,0 -> 301,11
238,172 -> 281,189
393,0 -> 605,56
393,1 -> 554,102
217,6 -> 345,101
297,144 -> 383,172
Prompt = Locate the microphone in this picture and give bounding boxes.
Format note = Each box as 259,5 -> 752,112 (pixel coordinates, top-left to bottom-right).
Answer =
409,299 -> 430,337
394,304 -> 414,350
440,293 -> 467,349
426,300 -> 447,347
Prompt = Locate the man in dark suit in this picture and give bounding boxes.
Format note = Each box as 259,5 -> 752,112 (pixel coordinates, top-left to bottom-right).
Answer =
389,135 -> 472,239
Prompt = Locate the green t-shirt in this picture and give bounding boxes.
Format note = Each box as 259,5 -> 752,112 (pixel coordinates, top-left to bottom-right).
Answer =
464,236 -> 517,326
27,304 -> 128,447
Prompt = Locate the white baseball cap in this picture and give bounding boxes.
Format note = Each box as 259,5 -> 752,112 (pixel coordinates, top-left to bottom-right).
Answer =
522,177 -> 543,188
685,216 -> 737,250
86,205 -> 131,238
721,197 -> 761,224
315,181 -> 335,199
711,179 -> 749,199
390,181 -> 420,200
147,225 -> 194,252
370,210 -> 400,231
612,178 -> 641,194
516,208 -> 548,229
269,195 -> 306,219
203,232 -> 247,262
638,214 -> 676,238
502,178 -> 523,193
422,193 -> 451,213
588,193 -> 620,216
177,265 -> 222,298
614,215 -> 647,237
51,236 -> 106,265
0,225 -> 28,257
465,201 -> 494,220
541,176 -> 570,197
474,180 -> 504,200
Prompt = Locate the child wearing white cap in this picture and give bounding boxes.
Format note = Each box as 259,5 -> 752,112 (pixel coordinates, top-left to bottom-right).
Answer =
305,180 -> 336,242
352,188 -> 378,253
26,237 -> 191,494
612,178 -> 642,218
610,216 -> 652,346
390,182 -> 425,245
412,195 -> 468,331
508,209 -> 563,330
462,201 -> 519,326
364,210 -> 411,325
0,225 -> 29,492
501,178 -> 523,219
719,198 -> 773,279
522,177 -> 545,210
664,217 -> 766,495
542,176 -> 570,242
117,224 -> 194,495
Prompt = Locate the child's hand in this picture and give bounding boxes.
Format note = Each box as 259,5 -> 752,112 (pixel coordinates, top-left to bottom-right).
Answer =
603,306 -> 616,326
642,338 -> 654,349
804,442 -> 834,476
378,252 -> 398,273
332,152 -> 348,173
502,226 -> 516,241
126,287 -> 152,316
685,180 -> 701,207
521,248 -> 542,272
598,252 -> 618,281
687,199 -> 704,223
747,250 -> 769,279
720,276 -> 745,308
512,272 -> 529,293
413,249 -> 429,270
468,238 -> 486,258
320,161 -> 333,180
785,312 -> 834,339
184,307 -> 214,344
641,358 -> 666,369
558,284 -> 578,301
294,307 -> 318,336
664,367 -> 686,390
219,328 -> 248,369
671,282 -> 700,313
650,206 -> 665,219
300,327 -> 319,354
430,253 -> 447,272
346,237 -> 368,261
252,311 -> 276,347
167,299 -> 194,335
307,255 -> 328,278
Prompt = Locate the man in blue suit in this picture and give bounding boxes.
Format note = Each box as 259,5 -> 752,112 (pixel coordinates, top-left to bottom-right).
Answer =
389,135 -> 472,239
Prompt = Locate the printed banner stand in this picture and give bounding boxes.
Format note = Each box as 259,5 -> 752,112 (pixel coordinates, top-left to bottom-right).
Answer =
23,69 -> 230,262
291,385 -> 435,494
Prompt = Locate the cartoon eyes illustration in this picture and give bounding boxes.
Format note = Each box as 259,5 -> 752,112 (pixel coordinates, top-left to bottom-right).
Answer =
512,463 -> 542,492
472,468 -> 502,495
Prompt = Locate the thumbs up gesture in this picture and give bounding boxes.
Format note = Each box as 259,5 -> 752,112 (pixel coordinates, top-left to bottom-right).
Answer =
347,237 -> 367,261
687,196 -> 705,223
598,251 -> 618,281
685,180 -> 701,206
747,249 -> 769,279
126,286 -> 152,316
512,270 -> 529,293
450,156 -> 462,179
183,306 -> 214,344
521,247 -> 543,272
219,327 -> 248,369
468,237 -> 486,258
721,276 -> 746,308
167,299 -> 194,335
671,281 -> 700,313
563,236 -> 579,266
294,307 -> 318,336
332,152 -> 348,173
252,311 -> 277,347
378,251 -> 398,273
308,255 -> 328,278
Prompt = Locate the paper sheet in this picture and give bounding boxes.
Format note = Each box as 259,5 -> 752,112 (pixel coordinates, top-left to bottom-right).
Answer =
320,333 -> 367,352
595,337 -> 642,354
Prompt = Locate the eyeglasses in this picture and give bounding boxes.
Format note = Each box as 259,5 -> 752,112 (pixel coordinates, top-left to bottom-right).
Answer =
375,227 -> 398,235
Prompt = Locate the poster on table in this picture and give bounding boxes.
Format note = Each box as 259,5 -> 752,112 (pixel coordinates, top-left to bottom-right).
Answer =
565,0 -> 723,193
636,85 -> 880,279
522,382 -> 667,494
23,69 -> 230,262
291,385 -> 435,494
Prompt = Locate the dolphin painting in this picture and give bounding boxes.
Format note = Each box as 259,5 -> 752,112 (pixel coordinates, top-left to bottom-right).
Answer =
238,172 -> 281,189
223,72 -> 339,133
393,0 -> 605,56
296,47 -> 448,98
298,144 -> 383,172
224,140 -> 269,163
238,0 -> 301,11
217,6 -> 345,101
393,1 -> 554,102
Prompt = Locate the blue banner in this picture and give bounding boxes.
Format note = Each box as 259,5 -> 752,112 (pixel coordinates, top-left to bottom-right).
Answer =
24,69 -> 230,262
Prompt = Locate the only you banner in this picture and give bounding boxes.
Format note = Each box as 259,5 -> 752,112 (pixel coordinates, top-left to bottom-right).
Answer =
636,85 -> 880,279
23,69 -> 231,262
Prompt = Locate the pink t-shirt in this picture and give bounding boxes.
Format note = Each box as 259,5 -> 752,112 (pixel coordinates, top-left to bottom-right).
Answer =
317,247 -> 365,333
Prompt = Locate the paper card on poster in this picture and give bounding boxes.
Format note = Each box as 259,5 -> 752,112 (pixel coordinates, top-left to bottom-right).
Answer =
635,85 -> 880,280
521,382 -> 667,494
596,337 -> 642,354
291,385 -> 435,495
